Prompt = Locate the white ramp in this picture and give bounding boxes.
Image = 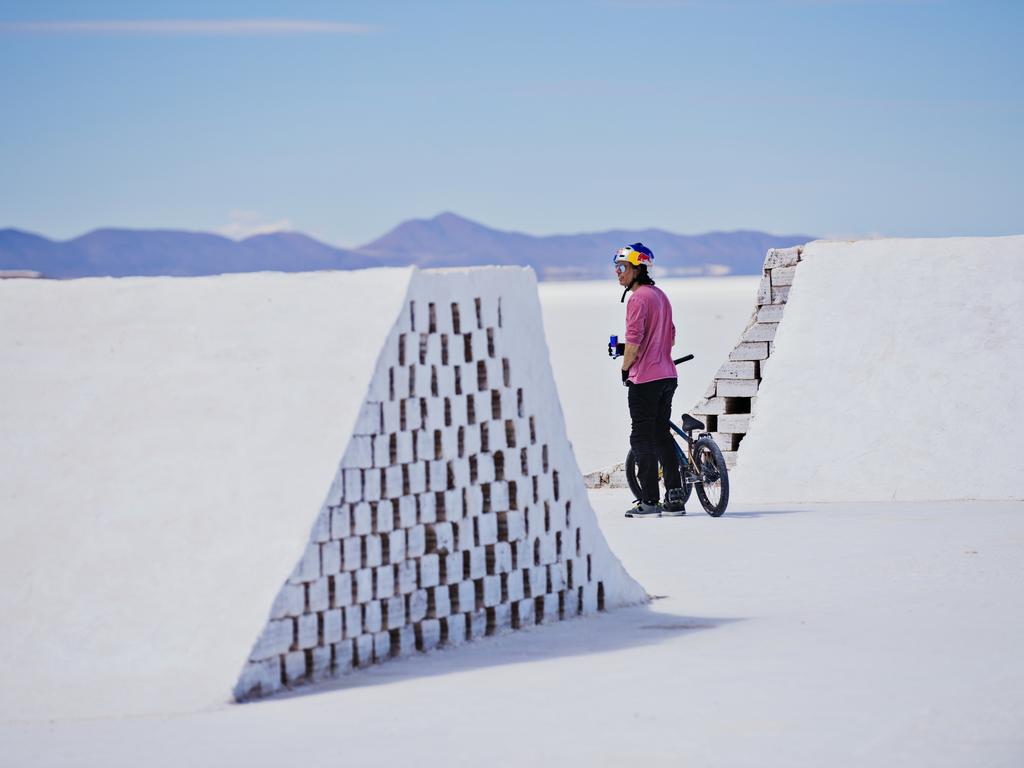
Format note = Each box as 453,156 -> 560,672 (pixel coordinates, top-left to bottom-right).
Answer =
729,236 -> 1024,502
0,267 -> 645,721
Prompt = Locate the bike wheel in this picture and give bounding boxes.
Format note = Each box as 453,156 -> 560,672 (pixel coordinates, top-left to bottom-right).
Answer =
624,446 -> 692,504
693,437 -> 729,516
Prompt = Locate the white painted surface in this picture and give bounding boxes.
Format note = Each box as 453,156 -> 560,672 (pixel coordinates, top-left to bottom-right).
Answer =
734,236 -> 1024,502
0,269 -> 413,720
3,493 -> 1022,768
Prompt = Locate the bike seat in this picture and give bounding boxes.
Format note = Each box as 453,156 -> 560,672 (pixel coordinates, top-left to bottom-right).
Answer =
681,414 -> 705,432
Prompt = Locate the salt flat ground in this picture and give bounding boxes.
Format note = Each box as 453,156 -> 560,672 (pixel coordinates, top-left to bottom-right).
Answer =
5,493 -> 1021,767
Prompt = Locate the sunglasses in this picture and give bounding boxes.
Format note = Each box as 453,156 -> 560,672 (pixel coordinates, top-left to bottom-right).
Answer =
615,263 -> 629,275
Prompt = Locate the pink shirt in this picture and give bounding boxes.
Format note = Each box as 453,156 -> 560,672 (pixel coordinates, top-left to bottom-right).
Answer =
625,285 -> 677,385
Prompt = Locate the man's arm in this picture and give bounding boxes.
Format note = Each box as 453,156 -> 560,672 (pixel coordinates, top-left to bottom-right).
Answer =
621,342 -> 639,373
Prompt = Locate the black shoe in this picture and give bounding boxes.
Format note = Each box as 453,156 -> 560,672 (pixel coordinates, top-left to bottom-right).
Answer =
660,488 -> 687,517
625,500 -> 660,518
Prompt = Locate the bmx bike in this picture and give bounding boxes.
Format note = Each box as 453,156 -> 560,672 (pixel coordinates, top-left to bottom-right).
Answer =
611,346 -> 730,516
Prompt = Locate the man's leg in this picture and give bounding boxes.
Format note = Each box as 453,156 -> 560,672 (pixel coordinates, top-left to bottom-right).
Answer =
656,380 -> 682,491
628,381 -> 662,505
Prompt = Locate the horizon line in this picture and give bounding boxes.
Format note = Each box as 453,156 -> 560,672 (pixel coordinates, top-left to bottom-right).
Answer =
0,19 -> 373,36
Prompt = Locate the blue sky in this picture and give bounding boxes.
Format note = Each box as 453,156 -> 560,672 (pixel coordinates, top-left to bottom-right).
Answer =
1,0 -> 1021,245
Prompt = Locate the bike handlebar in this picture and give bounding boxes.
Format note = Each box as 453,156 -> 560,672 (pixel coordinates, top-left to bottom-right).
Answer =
673,355 -> 694,365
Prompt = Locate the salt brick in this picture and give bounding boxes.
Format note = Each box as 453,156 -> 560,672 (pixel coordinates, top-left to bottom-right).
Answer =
468,610 -> 488,641
763,246 -> 801,270
755,304 -> 785,323
343,469 -> 362,502
527,566 -> 547,597
333,572 -> 353,607
500,510 -> 526,541
363,468 -> 382,501
540,592 -> 559,623
425,398 -> 445,431
372,435 -> 390,467
463,423 -> 482,455
284,651 -> 307,683
397,560 -> 418,594
297,614 -> 318,650
717,379 -> 760,397
563,587 -> 580,616
363,601 -> 383,634
235,657 -> 281,698
580,583 -> 599,614
466,547 -> 487,579
343,435 -> 374,469
415,429 -> 433,461
319,541 -> 341,576
506,570 -> 525,602
355,568 -> 374,603
388,529 -> 407,563
716,361 -> 756,380
363,535 -> 383,568
526,506 -> 545,537
352,503 -> 372,536
490,482 -> 510,513
444,487 -> 463,519
471,331 -> 489,362
756,275 -> 772,305
310,645 -> 330,679
330,506 -> 351,540
308,577 -> 330,612
771,285 -> 791,304
385,595 -> 406,628
729,341 -> 770,361
405,525 -> 426,557
436,365 -> 455,397
548,563 -> 566,592
408,461 -> 427,494
375,564 -> 395,598
500,390 -> 517,420
334,639 -> 355,673
444,614 -> 467,646
373,631 -> 391,662
425,334 -> 443,366
516,598 -> 535,628
718,413 -> 752,433
480,575 -> 501,607
417,619 -> 442,652
537,533 -> 557,565
419,554 -> 441,588
442,551 -> 462,584
342,537 -> 361,572
383,400 -> 402,432
408,589 -> 429,623
492,603 -> 513,632
430,521 -> 455,553
311,510 -> 331,544
290,545 -> 320,583
323,609 -> 343,644
454,580 -> 476,613
251,618 -> 294,660
344,604 -> 362,638
355,634 -> 374,668
270,583 -> 305,619
448,395 -> 468,426
464,486 -> 484,518
526,444 -> 543,475
428,459 -> 447,491
324,471 -> 345,507
403,398 -> 422,431
383,465 -> 403,499
440,426 -> 458,456
354,401 -> 382,435
723,451 -> 738,469
395,431 -> 414,463
397,496 -> 417,527
391,624 -> 416,656
429,585 -> 451,618
418,491 -> 437,524
494,542 -> 514,573
477,513 -> 499,546
472,391 -> 491,422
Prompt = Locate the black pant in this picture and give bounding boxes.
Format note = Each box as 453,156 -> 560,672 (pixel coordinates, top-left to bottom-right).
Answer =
628,377 -> 682,504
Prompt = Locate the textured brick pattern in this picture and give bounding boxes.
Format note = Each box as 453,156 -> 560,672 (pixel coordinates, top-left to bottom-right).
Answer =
236,294 -> 608,700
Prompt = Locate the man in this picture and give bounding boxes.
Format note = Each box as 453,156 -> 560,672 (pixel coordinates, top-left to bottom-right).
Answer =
614,243 -> 686,518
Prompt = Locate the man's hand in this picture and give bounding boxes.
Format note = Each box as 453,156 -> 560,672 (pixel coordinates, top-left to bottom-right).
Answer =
620,342 -> 639,385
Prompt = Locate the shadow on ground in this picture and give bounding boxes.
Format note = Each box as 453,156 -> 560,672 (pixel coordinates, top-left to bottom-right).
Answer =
256,604 -> 741,704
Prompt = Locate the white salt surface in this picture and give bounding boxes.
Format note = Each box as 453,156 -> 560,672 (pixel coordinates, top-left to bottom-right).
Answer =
4,493 -> 1022,768
735,236 -> 1024,502
538,276 -> 759,473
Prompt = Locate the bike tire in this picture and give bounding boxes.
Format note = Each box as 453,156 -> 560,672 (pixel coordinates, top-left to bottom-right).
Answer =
693,437 -> 730,516
624,446 -> 692,505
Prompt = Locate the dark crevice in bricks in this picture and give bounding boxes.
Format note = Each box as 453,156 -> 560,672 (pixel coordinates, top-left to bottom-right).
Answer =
328,575 -> 336,609
498,298 -> 503,328
486,328 -> 495,358
480,422 -> 489,453
458,426 -> 465,457
469,456 -> 478,484
532,475 -> 539,504
389,434 -> 397,464
399,400 -> 408,432
467,394 -> 476,425
502,358 -> 511,388
444,398 -> 452,427
486,607 -> 496,636
419,398 -> 428,427
533,538 -> 541,566
431,366 -> 438,397
553,471 -> 560,501
454,366 -> 462,396
520,447 -> 529,475
419,334 -> 428,365
598,582 -> 606,611
517,388 -> 524,418
505,419 -> 516,447
428,302 -> 437,333
474,297 -> 482,329
434,429 -> 442,460
493,451 -> 504,481
542,445 -> 549,473
464,333 -> 473,363
529,417 -> 536,444
477,360 -> 487,390
398,334 -> 406,366
508,481 -> 517,510
451,302 -> 461,334
491,390 -> 501,419
555,530 -> 562,558
440,335 -> 449,366
389,368 -> 395,401
409,301 -> 416,331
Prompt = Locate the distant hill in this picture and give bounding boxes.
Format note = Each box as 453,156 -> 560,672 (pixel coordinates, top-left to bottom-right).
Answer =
0,213 -> 815,280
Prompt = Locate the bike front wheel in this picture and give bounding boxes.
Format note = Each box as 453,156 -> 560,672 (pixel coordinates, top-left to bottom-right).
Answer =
693,437 -> 730,516
624,446 -> 692,505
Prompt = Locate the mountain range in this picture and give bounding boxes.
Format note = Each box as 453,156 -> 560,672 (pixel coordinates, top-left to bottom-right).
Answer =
0,213 -> 815,280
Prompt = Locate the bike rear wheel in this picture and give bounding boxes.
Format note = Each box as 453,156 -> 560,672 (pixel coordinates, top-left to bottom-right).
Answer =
693,437 -> 729,516
624,445 -> 692,505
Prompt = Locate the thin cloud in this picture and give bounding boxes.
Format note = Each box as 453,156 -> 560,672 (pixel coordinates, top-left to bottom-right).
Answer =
0,19 -> 372,36
218,211 -> 292,240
